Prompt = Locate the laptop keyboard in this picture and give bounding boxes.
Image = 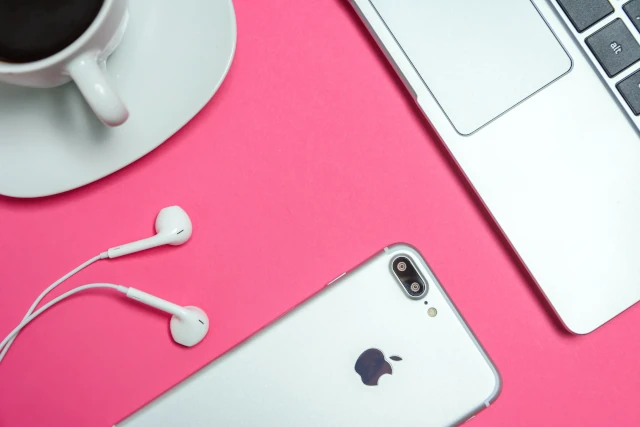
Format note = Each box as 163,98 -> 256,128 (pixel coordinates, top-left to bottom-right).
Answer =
553,0 -> 640,126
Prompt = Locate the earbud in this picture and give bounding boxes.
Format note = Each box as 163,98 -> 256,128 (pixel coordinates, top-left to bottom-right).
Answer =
107,206 -> 193,258
125,287 -> 209,347
0,283 -> 209,361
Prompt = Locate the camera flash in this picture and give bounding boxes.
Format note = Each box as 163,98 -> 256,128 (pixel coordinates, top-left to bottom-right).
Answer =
427,307 -> 438,317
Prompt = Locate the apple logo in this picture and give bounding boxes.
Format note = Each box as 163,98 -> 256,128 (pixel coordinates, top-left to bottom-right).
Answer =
354,348 -> 402,386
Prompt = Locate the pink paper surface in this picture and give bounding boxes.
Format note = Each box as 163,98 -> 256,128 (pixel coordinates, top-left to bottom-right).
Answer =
2,1 -> 640,426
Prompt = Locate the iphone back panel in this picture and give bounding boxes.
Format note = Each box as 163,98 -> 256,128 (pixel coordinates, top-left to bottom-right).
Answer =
118,244 -> 501,427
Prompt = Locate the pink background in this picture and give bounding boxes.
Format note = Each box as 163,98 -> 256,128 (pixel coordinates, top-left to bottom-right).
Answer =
1,1 -> 640,426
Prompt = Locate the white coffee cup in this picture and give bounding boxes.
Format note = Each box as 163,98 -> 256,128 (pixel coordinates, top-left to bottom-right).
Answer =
0,0 -> 129,126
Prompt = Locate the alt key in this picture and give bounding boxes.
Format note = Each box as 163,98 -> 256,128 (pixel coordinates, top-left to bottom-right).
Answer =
617,69 -> 640,115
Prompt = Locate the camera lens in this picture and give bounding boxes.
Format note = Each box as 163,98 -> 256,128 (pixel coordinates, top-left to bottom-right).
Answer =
392,256 -> 428,299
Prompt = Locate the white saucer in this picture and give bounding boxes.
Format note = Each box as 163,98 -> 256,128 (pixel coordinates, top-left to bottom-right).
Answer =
0,0 -> 236,198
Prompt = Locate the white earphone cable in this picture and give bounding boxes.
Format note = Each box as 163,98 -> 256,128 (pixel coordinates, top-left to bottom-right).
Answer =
0,283 -> 127,361
0,252 -> 108,362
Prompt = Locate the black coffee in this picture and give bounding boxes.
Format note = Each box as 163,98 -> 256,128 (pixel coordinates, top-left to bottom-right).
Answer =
0,0 -> 104,63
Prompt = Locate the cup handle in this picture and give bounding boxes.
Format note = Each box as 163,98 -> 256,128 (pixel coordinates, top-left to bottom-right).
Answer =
67,52 -> 129,127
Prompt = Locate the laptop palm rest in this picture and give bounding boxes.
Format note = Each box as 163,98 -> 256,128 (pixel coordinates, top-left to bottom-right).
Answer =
369,0 -> 572,135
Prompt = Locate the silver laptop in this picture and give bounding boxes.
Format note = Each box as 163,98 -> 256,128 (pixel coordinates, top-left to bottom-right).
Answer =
350,0 -> 640,334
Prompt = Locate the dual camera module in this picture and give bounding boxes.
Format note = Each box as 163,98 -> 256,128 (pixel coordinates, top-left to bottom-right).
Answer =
392,256 -> 428,299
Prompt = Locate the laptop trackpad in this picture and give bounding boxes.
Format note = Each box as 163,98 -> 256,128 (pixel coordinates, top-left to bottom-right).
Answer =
370,0 -> 571,135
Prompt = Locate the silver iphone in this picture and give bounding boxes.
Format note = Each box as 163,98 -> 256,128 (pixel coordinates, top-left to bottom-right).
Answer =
118,244 -> 501,427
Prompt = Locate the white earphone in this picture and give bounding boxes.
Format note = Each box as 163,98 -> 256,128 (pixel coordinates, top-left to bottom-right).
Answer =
124,287 -> 209,347
0,206 -> 208,364
107,205 -> 193,258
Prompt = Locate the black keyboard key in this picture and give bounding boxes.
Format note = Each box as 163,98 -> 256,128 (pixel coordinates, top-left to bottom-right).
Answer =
586,19 -> 640,77
557,0 -> 614,33
624,0 -> 640,33
617,70 -> 640,115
